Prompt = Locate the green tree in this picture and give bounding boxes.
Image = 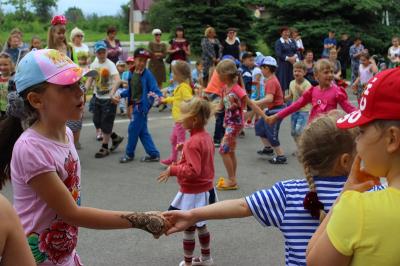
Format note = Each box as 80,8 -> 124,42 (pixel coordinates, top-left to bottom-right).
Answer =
258,0 -> 400,56
30,0 -> 57,22
118,1 -> 130,33
64,6 -> 84,25
2,0 -> 32,19
164,0 -> 257,55
148,0 -> 174,32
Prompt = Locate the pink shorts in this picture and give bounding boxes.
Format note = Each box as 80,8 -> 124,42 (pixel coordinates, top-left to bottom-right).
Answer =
219,125 -> 242,154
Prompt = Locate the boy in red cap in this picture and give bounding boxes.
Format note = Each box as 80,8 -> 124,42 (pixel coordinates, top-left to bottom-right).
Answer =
119,48 -> 163,163
307,67 -> 400,265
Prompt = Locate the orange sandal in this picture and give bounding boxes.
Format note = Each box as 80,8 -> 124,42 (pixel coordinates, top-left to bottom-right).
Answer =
216,177 -> 239,190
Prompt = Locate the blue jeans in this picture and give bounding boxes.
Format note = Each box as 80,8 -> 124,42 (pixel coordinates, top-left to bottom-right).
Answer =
290,111 -> 309,137
125,105 -> 160,158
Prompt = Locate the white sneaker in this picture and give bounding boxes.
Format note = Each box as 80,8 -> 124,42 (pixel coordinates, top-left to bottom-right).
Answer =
192,257 -> 214,266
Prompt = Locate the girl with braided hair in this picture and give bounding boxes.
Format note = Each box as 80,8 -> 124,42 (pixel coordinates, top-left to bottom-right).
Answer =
163,111 -> 383,266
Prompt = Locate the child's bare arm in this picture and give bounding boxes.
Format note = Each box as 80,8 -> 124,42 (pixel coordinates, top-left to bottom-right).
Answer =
0,195 -> 36,266
29,172 -> 169,237
163,198 -> 252,235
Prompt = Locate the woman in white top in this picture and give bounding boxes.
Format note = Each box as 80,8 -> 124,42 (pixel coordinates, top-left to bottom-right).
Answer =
291,28 -> 304,60
70,27 -> 90,64
388,36 -> 400,68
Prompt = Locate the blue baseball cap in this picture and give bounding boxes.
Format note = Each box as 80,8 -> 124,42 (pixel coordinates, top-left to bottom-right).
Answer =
15,49 -> 84,94
94,41 -> 107,53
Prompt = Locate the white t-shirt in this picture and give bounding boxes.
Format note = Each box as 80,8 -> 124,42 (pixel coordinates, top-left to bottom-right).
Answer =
388,46 -> 400,60
90,58 -> 118,99
73,43 -> 89,54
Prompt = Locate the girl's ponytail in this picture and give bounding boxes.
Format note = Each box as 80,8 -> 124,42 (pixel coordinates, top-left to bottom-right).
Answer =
303,165 -> 326,223
0,116 -> 23,189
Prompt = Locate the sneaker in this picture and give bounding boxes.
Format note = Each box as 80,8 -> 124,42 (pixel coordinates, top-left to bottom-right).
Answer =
159,104 -> 167,112
257,147 -> 274,156
269,155 -> 287,164
160,158 -> 174,166
192,257 -> 214,266
110,136 -> 124,151
140,155 -> 160,162
244,122 -> 252,129
120,155 -> 134,163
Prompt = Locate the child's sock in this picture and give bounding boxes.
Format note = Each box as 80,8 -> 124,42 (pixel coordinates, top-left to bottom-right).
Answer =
102,143 -> 108,150
197,225 -> 211,261
183,226 -> 196,264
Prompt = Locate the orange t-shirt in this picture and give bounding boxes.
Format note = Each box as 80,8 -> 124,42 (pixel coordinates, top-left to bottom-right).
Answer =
204,71 -> 224,97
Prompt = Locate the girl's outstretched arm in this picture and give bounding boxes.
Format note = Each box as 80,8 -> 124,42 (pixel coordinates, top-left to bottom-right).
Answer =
163,198 -> 251,235
29,172 -> 169,238
0,194 -> 36,266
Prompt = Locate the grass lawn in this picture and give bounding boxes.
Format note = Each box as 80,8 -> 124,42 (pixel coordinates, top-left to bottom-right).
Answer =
0,31 -> 170,44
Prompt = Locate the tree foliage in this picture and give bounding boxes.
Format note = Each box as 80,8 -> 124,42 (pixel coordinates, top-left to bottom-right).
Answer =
64,7 -> 84,24
30,0 -> 57,22
150,0 -> 257,55
258,0 -> 400,56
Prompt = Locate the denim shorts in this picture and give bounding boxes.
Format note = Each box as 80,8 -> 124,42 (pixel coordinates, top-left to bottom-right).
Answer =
255,107 -> 284,147
290,111 -> 309,137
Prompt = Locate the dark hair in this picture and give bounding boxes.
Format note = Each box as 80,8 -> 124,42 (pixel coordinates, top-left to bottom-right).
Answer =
241,52 -> 254,60
261,64 -> 276,73
107,26 -> 117,35
0,83 -> 47,189
279,26 -> 289,34
305,49 -> 314,55
175,25 -> 185,38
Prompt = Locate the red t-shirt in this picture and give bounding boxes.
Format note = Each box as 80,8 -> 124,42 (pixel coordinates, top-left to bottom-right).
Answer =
264,75 -> 284,109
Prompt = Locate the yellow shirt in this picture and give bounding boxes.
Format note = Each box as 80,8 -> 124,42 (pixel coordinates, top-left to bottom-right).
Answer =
289,79 -> 311,112
164,82 -> 193,122
327,188 -> 400,266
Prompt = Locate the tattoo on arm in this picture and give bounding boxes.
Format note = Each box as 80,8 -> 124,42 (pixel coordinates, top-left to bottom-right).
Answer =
121,212 -> 165,236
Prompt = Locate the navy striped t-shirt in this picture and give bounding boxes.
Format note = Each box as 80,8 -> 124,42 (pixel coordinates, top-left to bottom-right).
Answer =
245,176 -> 382,266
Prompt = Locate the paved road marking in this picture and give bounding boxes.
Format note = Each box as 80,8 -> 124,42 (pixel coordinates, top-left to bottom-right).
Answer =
82,115 -> 172,127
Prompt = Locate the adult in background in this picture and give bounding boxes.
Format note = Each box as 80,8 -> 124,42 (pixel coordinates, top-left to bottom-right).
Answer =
148,28 -> 167,89
222,28 -> 240,60
349,37 -> 366,84
104,26 -> 122,64
2,28 -> 29,65
201,27 -> 222,86
275,26 -> 298,92
387,36 -> 400,68
303,50 -> 318,86
167,25 -> 190,63
337,33 -> 352,79
321,30 -> 337,58
70,27 -> 90,64
291,28 -> 304,60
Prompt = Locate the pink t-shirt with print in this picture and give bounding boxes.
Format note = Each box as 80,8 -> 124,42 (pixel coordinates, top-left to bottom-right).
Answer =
11,128 -> 82,266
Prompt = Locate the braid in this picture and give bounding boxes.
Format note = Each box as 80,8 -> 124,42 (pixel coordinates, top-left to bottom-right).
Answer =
303,165 -> 326,223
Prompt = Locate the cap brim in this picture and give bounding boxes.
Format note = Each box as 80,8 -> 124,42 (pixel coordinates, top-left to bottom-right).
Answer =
47,67 -> 84,85
336,110 -> 374,129
83,69 -> 98,78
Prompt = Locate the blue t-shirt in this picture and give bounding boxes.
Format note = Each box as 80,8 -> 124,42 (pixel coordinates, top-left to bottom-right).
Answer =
322,37 -> 337,57
245,176 -> 383,266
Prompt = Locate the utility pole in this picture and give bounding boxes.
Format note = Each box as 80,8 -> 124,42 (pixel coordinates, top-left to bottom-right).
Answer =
129,0 -> 135,52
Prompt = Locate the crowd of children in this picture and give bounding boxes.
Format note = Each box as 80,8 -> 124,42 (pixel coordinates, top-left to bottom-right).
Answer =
1,15 -> 400,266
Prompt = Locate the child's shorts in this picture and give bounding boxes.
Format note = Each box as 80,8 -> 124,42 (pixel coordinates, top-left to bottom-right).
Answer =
219,125 -> 242,154
92,97 -> 117,134
290,111 -> 309,137
169,188 -> 218,227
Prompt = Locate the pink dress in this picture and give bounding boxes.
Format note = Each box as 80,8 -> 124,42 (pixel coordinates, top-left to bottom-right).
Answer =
11,128 -> 82,266
277,84 -> 356,122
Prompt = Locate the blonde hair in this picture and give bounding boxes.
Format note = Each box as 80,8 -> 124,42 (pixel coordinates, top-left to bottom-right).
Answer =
47,24 -> 67,49
70,27 -> 85,42
293,61 -> 307,72
204,27 -> 215,37
172,60 -> 192,83
180,97 -> 215,128
216,59 -> 239,84
313,58 -> 334,74
298,111 -> 358,223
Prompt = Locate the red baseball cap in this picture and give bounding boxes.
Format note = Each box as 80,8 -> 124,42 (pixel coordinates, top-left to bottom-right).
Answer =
337,67 -> 400,128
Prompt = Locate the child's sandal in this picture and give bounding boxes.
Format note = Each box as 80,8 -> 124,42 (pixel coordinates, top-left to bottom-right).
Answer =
95,148 -> 110,158
216,177 -> 238,191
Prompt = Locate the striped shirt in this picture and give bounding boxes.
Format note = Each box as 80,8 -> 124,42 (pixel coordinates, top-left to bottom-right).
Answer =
245,176 -> 383,266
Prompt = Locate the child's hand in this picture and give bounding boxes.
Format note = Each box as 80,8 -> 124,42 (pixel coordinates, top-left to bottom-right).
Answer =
265,114 -> 278,125
111,95 -> 121,105
157,167 -> 171,183
343,155 -> 381,192
176,143 -> 184,152
123,211 -> 172,239
162,210 -> 197,235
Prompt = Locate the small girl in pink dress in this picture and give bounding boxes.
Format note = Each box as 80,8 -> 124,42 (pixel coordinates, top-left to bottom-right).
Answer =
267,59 -> 356,125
